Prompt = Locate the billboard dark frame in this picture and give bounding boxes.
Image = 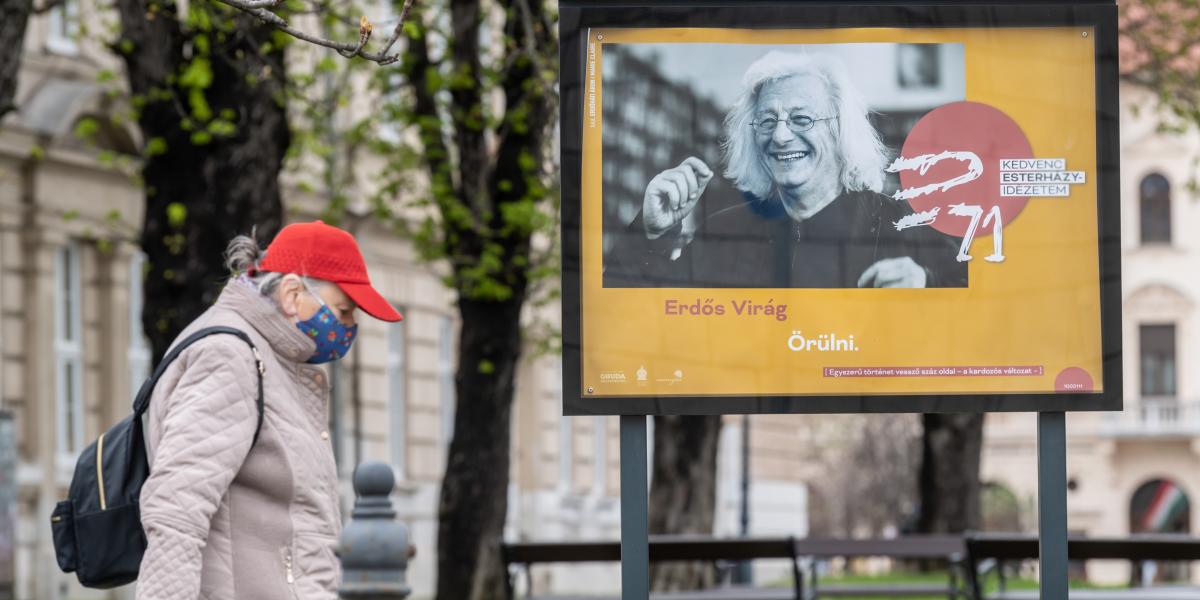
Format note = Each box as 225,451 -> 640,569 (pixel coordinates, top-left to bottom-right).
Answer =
560,0 -> 1122,416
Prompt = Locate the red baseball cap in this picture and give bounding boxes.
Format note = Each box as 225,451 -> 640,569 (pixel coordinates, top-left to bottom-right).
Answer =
258,221 -> 403,322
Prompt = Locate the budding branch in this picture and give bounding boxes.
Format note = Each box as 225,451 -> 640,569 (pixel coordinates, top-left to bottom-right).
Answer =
210,0 -> 415,65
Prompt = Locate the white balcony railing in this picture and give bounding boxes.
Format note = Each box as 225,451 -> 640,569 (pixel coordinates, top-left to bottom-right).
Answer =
1103,398 -> 1200,436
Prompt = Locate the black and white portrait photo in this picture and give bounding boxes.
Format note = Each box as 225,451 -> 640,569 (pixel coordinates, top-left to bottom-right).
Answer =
601,43 -> 970,289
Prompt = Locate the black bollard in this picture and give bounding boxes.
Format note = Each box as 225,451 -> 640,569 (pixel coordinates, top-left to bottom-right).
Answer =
338,461 -> 411,599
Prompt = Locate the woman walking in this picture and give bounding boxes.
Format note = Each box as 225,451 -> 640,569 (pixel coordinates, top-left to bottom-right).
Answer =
135,221 -> 402,600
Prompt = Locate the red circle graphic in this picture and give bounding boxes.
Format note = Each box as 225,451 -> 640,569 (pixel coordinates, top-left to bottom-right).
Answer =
897,102 -> 1035,238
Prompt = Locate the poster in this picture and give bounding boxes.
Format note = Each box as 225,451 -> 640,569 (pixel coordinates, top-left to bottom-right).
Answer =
561,2 -> 1122,414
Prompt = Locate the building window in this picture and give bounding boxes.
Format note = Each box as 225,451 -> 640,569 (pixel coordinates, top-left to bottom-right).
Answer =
387,318 -> 406,479
46,0 -> 80,55
897,44 -> 941,89
439,316 -> 455,446
593,416 -> 607,496
1140,324 -> 1176,398
55,244 -> 84,456
1140,173 -> 1172,244
128,253 -> 151,389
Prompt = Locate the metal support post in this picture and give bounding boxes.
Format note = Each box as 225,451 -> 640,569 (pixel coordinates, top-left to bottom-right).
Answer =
736,414 -> 752,584
620,415 -> 650,600
1037,411 -> 1068,600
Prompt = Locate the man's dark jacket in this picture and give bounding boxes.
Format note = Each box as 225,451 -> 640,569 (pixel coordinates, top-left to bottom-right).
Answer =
604,188 -> 967,288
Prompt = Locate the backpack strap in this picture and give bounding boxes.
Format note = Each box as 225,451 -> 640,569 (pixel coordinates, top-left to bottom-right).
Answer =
132,326 -> 266,447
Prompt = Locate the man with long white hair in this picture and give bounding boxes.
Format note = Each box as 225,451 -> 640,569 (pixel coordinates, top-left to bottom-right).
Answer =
605,50 -> 964,288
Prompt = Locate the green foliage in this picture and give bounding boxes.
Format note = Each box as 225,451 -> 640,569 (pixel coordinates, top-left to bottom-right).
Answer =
106,0 -> 261,165
207,118 -> 237,137
340,0 -> 562,323
145,137 -> 168,157
499,198 -> 546,237
270,29 -> 293,50
186,2 -> 212,31
164,233 -> 186,255
166,202 -> 187,228
180,57 -> 214,121
1138,6 -> 1200,193
73,117 -> 100,142
316,57 -> 339,74
1121,1 -> 1200,138
272,1 -> 562,382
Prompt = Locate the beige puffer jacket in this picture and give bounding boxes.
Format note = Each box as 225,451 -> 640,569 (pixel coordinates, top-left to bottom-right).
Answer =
135,280 -> 341,600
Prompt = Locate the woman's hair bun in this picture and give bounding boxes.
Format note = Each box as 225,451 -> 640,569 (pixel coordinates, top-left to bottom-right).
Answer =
224,229 -> 265,274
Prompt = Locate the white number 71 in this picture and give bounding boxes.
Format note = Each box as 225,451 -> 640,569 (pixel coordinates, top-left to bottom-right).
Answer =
947,204 -> 1004,263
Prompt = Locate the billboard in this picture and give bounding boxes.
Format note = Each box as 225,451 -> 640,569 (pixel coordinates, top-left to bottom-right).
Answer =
561,1 -> 1121,415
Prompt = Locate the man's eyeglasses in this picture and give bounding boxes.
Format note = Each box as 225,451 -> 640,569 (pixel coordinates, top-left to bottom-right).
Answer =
751,113 -> 836,135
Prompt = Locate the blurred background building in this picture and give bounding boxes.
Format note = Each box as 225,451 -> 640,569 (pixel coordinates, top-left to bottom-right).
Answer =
980,78 -> 1200,586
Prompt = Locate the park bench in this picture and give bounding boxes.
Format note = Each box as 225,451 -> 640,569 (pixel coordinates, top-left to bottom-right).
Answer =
794,537 -> 967,599
501,536 -> 803,600
502,535 -> 970,600
964,533 -> 1200,600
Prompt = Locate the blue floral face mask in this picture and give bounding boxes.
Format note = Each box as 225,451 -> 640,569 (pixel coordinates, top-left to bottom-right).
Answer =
296,287 -> 358,364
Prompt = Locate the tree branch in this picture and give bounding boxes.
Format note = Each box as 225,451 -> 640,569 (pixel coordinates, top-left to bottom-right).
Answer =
1119,0 -> 1200,124
377,0 -> 414,59
234,0 -> 278,8
402,2 -> 476,257
208,0 -> 415,65
494,0 -> 554,148
448,0 -> 486,215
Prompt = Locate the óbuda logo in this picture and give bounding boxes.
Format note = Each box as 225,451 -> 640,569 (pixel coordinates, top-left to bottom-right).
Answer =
787,331 -> 859,352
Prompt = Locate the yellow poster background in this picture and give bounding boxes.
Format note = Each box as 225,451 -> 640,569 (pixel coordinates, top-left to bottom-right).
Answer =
580,27 -> 1102,398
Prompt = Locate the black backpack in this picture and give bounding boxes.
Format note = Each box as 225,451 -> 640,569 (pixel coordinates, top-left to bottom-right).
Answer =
50,326 -> 265,588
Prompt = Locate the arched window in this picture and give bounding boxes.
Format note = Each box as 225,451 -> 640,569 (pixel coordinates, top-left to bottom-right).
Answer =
1130,478 -> 1191,583
1140,173 -> 1172,244
1131,478 -> 1189,534
70,114 -> 139,156
980,481 -> 1023,532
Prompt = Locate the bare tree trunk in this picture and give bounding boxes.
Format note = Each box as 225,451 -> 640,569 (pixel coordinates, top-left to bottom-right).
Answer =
112,0 -> 289,361
436,296 -> 525,600
916,413 -> 984,534
648,415 -> 722,591
0,0 -> 32,118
